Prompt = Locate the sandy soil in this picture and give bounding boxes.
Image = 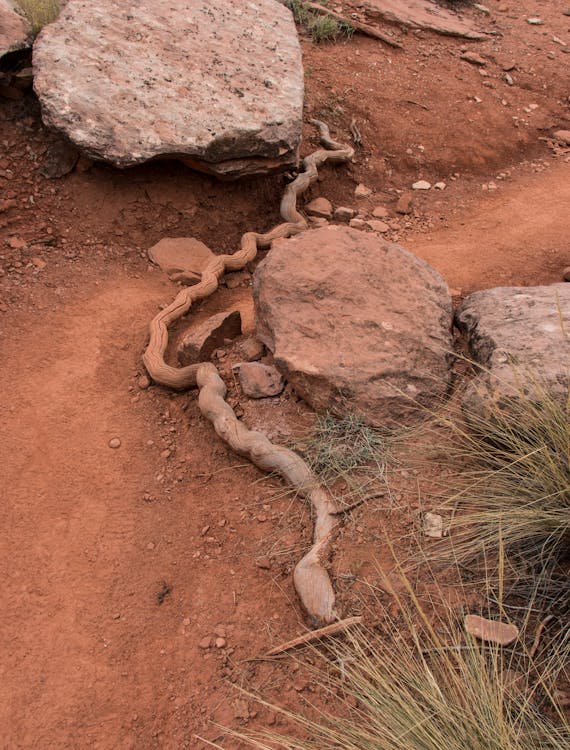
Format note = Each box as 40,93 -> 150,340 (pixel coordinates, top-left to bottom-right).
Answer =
1,1 -> 568,747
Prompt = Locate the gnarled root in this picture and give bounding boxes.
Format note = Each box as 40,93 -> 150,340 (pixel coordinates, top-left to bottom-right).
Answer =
197,363 -> 339,624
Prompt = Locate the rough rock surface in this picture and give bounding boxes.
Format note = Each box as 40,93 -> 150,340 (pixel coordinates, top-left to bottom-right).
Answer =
254,225 -> 453,424
33,0 -> 303,177
362,0 -> 486,39
236,362 -> 284,399
456,284 -> 570,413
178,311 -> 242,366
0,0 -> 31,58
148,238 -> 215,284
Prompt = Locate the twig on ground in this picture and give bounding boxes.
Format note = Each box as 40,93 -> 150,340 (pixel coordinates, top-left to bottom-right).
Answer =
529,614 -> 555,660
265,616 -> 364,655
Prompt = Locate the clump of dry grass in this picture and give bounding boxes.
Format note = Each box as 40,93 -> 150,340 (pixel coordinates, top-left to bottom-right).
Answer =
16,0 -> 60,34
424,378 -> 570,585
204,563 -> 569,750
289,1 -> 354,43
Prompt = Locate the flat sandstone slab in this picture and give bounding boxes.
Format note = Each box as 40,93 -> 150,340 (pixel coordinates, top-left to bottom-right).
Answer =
33,0 -> 303,177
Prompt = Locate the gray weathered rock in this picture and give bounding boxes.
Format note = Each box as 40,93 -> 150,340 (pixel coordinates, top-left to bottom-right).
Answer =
33,0 -> 303,178
236,362 -> 285,398
0,0 -> 31,58
456,285 -> 570,414
178,310 -> 242,365
254,225 -> 453,425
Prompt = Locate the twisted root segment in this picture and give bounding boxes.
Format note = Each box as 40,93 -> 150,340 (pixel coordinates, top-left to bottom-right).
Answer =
197,363 -> 338,624
144,121 -> 355,624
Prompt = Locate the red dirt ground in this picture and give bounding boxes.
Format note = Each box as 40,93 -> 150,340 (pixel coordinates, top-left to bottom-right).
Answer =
1,1 -> 569,747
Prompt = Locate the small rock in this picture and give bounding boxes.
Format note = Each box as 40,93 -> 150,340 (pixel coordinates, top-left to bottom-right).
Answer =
146,541 -> 155,550
423,512 -> 443,538
460,52 -> 486,66
214,637 -> 227,649
412,180 -> 431,190
526,17 -> 543,25
198,636 -> 212,650
308,216 -> 329,228
334,206 -> 355,222
562,267 -> 570,282
434,182 -> 446,190
354,183 -> 372,198
504,72 -> 514,86
465,614 -> 519,645
178,310 -> 242,365
371,205 -> 389,218
255,556 -> 272,569
366,220 -> 389,233
40,138 -> 80,179
31,257 -> 47,270
108,438 -> 121,449
8,236 -> 26,249
305,197 -> 332,219
236,362 -> 284,398
232,699 -> 250,720
349,218 -> 367,230
553,130 -> 570,145
148,237 -> 216,284
473,3 -> 491,14
396,192 -> 413,214
137,374 -> 151,389
239,337 -> 265,361
225,270 -> 250,289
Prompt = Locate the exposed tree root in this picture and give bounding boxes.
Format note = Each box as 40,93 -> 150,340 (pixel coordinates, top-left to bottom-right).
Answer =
144,121 -> 355,624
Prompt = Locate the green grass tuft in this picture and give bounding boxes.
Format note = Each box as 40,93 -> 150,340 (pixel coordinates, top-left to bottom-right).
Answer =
289,1 -> 354,43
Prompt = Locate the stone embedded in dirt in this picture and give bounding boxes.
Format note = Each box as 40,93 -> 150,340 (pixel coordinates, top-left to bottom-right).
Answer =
526,17 -> 543,25
0,0 -> 31,58
177,310 -> 242,366
198,636 -> 212,650
236,362 -> 285,399
255,556 -> 272,570
108,438 -> 121,449
372,206 -> 389,218
434,181 -> 447,190
137,374 -> 151,390
456,284 -> 570,415
553,130 -> 570,145
8,236 -> 26,249
412,180 -> 431,190
40,138 -> 80,179
465,614 -> 519,645
460,52 -> 487,66
305,197 -> 333,219
355,183 -> 373,198
148,237 -> 216,284
254,225 -> 453,425
366,219 -> 389,233
224,270 -> 250,289
396,193 -> 413,214
423,512 -> 443,538
334,206 -> 356,222
361,0 -> 487,39
214,637 -> 227,649
32,0 -> 303,178
349,218 -> 367,229
239,337 -> 265,362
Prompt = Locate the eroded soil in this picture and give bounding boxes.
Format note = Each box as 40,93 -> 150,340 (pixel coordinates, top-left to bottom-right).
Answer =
1,1 -> 569,747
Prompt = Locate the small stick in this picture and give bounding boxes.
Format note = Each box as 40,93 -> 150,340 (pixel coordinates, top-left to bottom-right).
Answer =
404,99 -> 431,111
529,614 -> 554,660
266,615 -> 364,656
305,2 -> 403,49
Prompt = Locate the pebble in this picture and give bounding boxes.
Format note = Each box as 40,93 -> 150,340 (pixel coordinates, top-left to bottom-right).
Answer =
371,205 -> 389,218
333,206 -> 355,222
146,541 -> 155,550
526,17 -> 543,25
137,374 -> 151,389
214,637 -> 227,649
366,220 -> 389,233
349,217 -> 367,230
412,180 -> 431,190
395,192 -> 413,214
108,437 -> 121,449
31,257 -> 47,269
504,72 -> 514,85
198,636 -> 212,649
239,337 -> 265,361
8,236 -> 26,249
354,183 -> 372,198
460,52 -> 486,66
563,267 -> 570,282
434,182 -> 446,190
305,196 -> 332,219
553,130 -> 570,145
255,556 -> 271,569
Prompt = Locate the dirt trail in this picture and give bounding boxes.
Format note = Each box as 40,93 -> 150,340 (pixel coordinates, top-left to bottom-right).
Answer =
1,160 -> 567,748
408,162 -> 570,292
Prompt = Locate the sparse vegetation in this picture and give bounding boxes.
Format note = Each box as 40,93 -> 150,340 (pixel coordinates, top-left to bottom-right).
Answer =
289,0 -> 354,43
293,412 -> 391,503
16,0 -> 60,34
208,565 -> 569,750
424,378 -> 570,585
